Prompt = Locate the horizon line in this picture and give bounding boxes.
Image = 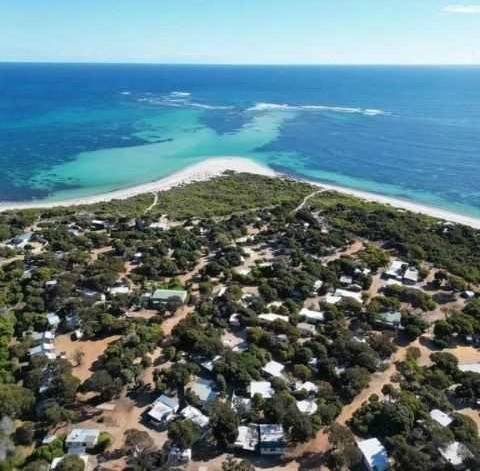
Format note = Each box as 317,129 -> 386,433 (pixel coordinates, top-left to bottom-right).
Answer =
1,60 -> 480,67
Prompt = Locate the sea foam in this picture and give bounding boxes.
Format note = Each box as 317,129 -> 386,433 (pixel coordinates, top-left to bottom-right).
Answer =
248,102 -> 388,116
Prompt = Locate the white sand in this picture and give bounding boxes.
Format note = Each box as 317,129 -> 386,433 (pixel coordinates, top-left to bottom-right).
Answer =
1,156 -> 480,229
0,157 -> 274,212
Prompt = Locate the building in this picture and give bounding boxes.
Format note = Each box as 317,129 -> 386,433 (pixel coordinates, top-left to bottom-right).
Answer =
11,232 -> 33,249
439,441 -> 472,469
29,343 -> 56,360
233,425 -> 259,451
357,438 -> 389,471
249,381 -> 274,399
108,285 -> 131,296
294,381 -> 319,394
430,409 -> 453,427
258,313 -> 289,323
300,308 -> 325,323
149,289 -> 188,307
147,395 -> 179,427
46,312 -> 60,330
297,322 -> 317,336
296,399 -> 318,415
189,378 -> 218,403
458,363 -> 480,374
168,447 -> 191,464
403,267 -> 419,285
334,288 -> 363,304
258,424 -> 287,455
65,428 -> 100,454
262,360 -> 285,379
180,406 -> 209,429
384,260 -> 406,280
376,311 -> 402,330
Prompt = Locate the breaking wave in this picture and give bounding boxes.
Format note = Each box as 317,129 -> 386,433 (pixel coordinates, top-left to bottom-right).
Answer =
247,102 -> 388,116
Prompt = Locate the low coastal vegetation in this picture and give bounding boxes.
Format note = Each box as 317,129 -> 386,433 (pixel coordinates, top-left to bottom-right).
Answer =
0,172 -> 480,470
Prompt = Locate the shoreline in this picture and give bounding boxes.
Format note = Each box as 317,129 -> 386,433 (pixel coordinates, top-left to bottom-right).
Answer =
1,156 -> 480,229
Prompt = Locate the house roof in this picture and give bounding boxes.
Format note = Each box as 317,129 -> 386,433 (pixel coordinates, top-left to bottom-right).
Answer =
378,311 -> 402,325
439,441 -> 472,466
259,424 -> 285,444
357,438 -> 389,471
294,381 -> 319,394
297,322 -> 317,335
66,428 -> 100,446
148,395 -> 179,422
262,360 -> 285,378
190,378 -> 217,402
234,425 -> 259,451
180,406 -> 209,428
296,399 -> 318,415
335,289 -> 363,303
458,363 -> 480,373
152,289 -> 187,302
300,308 -> 325,323
250,381 -> 274,399
430,409 -> 453,427
259,313 -> 289,323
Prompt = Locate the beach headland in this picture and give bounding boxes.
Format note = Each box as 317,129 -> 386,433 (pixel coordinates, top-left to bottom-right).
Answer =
1,156 -> 480,230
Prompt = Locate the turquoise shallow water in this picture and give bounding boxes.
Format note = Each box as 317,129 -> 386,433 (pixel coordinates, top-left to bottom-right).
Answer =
1,64 -> 480,217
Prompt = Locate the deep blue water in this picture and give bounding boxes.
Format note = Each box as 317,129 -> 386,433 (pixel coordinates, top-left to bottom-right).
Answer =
0,63 -> 479,216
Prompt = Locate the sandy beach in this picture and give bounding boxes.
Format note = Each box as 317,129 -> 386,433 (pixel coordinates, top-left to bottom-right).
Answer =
1,156 -> 480,229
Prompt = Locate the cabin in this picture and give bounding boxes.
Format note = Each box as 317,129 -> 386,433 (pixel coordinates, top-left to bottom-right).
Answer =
233,425 -> 259,452
249,381 -> 274,399
148,288 -> 188,308
430,409 -> 453,428
180,406 -> 210,429
376,311 -> 402,330
148,395 -> 179,428
65,428 -> 100,454
296,399 -> 318,415
262,360 -> 286,379
189,378 -> 218,404
300,308 -> 325,324
357,438 -> 389,471
439,441 -> 472,470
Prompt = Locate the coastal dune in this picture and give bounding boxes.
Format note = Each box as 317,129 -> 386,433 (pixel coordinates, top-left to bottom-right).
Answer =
1,156 -> 480,230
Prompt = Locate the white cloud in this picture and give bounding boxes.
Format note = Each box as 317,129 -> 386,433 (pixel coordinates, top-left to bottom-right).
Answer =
443,4 -> 480,13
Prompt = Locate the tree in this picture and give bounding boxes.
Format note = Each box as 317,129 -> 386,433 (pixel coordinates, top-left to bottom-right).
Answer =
209,401 -> 239,447
167,420 -> 200,450
56,455 -> 85,471
222,457 -> 255,471
0,384 -> 35,419
14,422 -> 34,446
124,429 -> 154,455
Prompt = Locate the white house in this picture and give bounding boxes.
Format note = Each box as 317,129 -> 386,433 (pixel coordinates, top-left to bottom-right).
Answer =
439,441 -> 472,469
189,378 -> 218,403
357,438 -> 389,471
335,288 -> 363,304
296,399 -> 318,415
262,360 -> 285,379
65,428 -> 100,454
259,313 -> 289,323
148,395 -> 179,427
180,406 -> 209,429
430,409 -> 453,428
46,312 -> 60,330
300,308 -> 325,323
250,381 -> 274,399
234,425 -> 259,451
297,322 -> 317,336
294,381 -> 319,394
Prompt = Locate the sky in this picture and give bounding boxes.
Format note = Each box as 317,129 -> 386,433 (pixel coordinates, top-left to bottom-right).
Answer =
1,0 -> 480,64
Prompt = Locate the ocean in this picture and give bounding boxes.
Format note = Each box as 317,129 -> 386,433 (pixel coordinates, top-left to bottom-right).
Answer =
1,63 -> 479,216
